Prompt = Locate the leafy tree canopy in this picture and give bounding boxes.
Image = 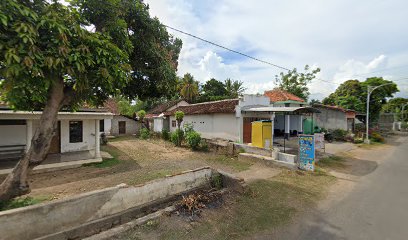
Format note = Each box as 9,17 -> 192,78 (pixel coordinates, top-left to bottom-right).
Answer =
72,0 -> 182,100
276,65 -> 320,101
322,77 -> 399,123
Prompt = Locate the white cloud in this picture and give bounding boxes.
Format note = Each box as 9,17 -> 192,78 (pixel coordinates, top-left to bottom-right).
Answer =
145,0 -> 408,99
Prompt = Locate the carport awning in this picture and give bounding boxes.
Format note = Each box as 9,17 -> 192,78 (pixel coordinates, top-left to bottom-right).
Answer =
242,106 -> 321,115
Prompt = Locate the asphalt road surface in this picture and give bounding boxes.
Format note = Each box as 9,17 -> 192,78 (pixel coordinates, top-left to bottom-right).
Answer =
283,136 -> 408,240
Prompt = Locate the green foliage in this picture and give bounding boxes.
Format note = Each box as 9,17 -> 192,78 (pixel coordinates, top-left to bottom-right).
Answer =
382,97 -> 408,121
0,196 -> 49,211
401,122 -> 408,130
171,129 -> 184,147
199,139 -> 208,151
72,0 -> 183,101
322,78 -> 399,124
276,65 -> 320,101
137,110 -> 146,122
185,130 -> 202,150
210,172 -> 223,190
180,73 -> 199,102
202,78 -> 228,98
225,78 -> 246,98
331,129 -> 347,141
139,128 -> 150,140
161,129 -> 170,141
183,123 -> 194,134
309,99 -> 321,105
175,110 -> 184,129
0,0 -> 130,110
370,131 -> 384,143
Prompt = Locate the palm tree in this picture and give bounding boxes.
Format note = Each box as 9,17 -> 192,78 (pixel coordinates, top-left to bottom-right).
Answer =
180,73 -> 199,102
225,78 -> 246,98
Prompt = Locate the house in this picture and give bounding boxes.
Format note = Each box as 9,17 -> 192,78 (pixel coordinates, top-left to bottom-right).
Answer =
165,95 -> 319,144
146,100 -> 189,132
167,99 -> 240,140
103,99 -> 140,136
264,89 -> 308,138
0,107 -> 113,169
110,115 -> 139,136
311,104 -> 355,132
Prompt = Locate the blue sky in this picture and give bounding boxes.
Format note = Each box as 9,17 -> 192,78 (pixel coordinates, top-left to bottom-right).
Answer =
145,0 -> 408,100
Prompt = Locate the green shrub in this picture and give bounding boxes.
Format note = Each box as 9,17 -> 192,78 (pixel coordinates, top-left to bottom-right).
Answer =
370,131 -> 384,143
161,129 -> 170,141
183,123 -> 194,134
331,129 -> 347,141
200,139 -> 209,151
401,122 -> 408,130
211,172 -> 223,190
139,128 -> 150,139
171,129 -> 184,146
186,130 -> 202,150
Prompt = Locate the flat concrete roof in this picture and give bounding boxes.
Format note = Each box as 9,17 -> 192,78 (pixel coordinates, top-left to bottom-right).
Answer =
0,110 -> 114,120
242,106 -> 321,114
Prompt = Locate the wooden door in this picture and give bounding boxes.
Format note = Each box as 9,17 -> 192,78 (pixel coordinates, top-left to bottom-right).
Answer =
243,118 -> 252,143
49,121 -> 61,154
118,121 -> 126,134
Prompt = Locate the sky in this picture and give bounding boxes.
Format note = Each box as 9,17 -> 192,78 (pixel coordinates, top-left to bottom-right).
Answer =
144,0 -> 408,100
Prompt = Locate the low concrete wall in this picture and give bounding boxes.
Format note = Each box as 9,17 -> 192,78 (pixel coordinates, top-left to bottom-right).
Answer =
277,152 -> 297,164
239,153 -> 296,169
0,167 -> 213,240
233,143 -> 272,157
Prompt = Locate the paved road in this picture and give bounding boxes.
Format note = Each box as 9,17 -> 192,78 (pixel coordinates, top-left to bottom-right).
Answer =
284,137 -> 408,240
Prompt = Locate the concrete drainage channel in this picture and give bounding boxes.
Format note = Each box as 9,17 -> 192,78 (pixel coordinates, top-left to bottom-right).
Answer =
0,167 -> 245,240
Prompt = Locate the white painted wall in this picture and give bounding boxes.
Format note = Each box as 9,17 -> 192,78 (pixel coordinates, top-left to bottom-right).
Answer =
102,118 -> 111,135
0,125 -> 26,146
110,115 -> 139,135
60,119 -> 96,153
153,118 -> 163,133
170,113 -> 240,141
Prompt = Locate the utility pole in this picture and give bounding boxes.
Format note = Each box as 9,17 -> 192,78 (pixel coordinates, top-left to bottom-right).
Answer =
365,83 -> 394,144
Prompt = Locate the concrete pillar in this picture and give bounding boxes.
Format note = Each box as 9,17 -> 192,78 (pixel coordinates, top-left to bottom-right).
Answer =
299,115 -> 303,134
26,120 -> 33,152
95,119 -> 101,158
285,115 -> 290,139
270,113 -> 275,148
238,115 -> 244,143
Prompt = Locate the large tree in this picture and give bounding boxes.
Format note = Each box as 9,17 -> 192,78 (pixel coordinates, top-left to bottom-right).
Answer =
322,77 -> 399,124
276,65 -> 320,101
180,73 -> 199,102
0,0 -> 181,200
225,78 -> 246,98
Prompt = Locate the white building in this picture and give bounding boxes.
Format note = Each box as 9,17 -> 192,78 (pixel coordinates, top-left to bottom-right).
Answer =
0,108 -> 113,167
146,100 -> 189,132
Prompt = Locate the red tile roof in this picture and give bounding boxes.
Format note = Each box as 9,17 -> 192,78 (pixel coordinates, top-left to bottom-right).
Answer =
166,99 -> 239,116
264,89 -> 305,103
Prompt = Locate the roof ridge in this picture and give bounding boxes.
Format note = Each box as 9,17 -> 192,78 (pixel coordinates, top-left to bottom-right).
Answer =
185,98 -> 238,106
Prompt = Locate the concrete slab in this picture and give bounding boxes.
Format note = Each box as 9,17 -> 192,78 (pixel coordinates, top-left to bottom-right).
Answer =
0,157 -> 103,176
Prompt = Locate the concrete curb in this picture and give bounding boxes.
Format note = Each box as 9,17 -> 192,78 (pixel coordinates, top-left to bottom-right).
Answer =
83,206 -> 175,240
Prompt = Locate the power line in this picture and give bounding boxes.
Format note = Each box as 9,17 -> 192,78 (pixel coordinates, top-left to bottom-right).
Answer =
163,24 -> 291,71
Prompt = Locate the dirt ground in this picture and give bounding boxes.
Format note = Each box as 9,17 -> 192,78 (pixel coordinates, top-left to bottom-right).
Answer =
16,137 -> 253,200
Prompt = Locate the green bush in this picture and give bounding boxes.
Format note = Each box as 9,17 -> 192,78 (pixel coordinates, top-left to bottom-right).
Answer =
186,130 -> 202,150
171,129 -> 184,146
401,122 -> 408,130
161,129 -> 170,141
331,129 -> 347,141
139,128 -> 150,139
200,139 -> 209,151
370,131 -> 384,143
183,123 -> 194,134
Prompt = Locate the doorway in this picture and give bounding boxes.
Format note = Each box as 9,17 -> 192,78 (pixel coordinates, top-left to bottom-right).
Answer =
118,121 -> 126,134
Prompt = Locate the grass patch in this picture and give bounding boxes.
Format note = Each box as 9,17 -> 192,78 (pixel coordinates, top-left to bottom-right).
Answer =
357,141 -> 384,149
108,135 -> 137,142
206,155 -> 252,172
317,155 -> 346,169
0,196 -> 51,211
83,145 -> 127,168
119,170 -> 335,240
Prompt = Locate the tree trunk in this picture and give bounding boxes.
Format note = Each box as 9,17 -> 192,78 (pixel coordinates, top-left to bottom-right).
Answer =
0,78 -> 65,201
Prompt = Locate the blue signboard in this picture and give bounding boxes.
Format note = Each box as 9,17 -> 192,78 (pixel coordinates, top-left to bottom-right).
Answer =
298,135 -> 315,171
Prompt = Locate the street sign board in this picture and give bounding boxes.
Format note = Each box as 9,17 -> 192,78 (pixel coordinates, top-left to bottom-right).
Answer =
298,134 -> 315,171
314,133 -> 325,150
